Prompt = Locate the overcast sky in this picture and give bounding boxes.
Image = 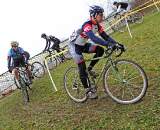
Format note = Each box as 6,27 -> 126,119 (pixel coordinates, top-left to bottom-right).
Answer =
0,0 -> 117,74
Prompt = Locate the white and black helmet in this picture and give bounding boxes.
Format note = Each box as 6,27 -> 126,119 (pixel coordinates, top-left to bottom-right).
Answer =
89,5 -> 104,17
11,41 -> 19,46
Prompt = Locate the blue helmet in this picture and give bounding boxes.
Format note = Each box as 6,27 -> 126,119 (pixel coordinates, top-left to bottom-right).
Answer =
89,5 -> 104,17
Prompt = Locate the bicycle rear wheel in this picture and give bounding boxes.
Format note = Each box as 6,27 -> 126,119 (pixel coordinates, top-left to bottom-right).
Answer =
31,61 -> 45,78
64,67 -> 87,103
103,59 -> 148,104
112,14 -> 126,33
131,12 -> 143,24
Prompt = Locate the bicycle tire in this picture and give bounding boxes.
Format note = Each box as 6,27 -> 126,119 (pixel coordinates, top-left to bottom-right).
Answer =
64,67 -> 87,103
19,77 -> 30,104
103,59 -> 148,104
31,61 -> 45,78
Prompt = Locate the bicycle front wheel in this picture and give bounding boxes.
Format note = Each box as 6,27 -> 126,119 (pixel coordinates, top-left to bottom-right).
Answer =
64,50 -> 72,60
45,57 -> 57,70
31,61 -> 45,78
103,59 -> 148,104
19,77 -> 30,104
64,67 -> 87,103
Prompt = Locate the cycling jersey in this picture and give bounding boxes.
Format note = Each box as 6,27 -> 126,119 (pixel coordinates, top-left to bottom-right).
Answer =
115,2 -> 132,13
24,51 -> 30,61
50,37 -> 61,52
7,47 -> 26,67
73,20 -> 116,47
75,20 -> 104,46
116,2 -> 128,10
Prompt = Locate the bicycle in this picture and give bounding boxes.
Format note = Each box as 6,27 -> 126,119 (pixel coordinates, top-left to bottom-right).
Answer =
64,44 -> 148,104
55,47 -> 72,64
14,66 -> 31,104
110,11 -> 143,33
14,61 -> 45,89
110,12 -> 126,33
44,47 -> 71,70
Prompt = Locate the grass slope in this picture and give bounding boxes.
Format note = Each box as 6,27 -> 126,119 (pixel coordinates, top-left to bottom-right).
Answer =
0,12 -> 160,130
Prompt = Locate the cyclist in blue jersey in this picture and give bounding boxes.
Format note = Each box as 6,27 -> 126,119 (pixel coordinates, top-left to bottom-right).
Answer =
7,41 -> 32,87
69,5 -> 124,99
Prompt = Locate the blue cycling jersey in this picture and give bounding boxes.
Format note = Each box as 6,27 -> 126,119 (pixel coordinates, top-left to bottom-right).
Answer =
7,47 -> 25,67
8,47 -> 24,58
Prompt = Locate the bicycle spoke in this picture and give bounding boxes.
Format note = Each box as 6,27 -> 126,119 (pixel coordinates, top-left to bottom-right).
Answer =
126,71 -> 138,81
111,66 -> 123,82
126,81 -> 142,89
121,86 -> 125,99
127,75 -> 141,82
122,64 -> 127,78
126,85 -> 135,98
109,75 -> 121,82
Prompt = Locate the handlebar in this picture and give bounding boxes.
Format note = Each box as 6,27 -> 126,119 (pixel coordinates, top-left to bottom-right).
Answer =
105,45 -> 126,58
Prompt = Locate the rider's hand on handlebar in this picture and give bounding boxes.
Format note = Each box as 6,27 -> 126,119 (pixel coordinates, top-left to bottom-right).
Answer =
115,43 -> 126,52
109,42 -> 125,51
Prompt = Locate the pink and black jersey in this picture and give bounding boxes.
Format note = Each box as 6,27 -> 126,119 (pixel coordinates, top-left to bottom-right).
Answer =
75,20 -> 105,46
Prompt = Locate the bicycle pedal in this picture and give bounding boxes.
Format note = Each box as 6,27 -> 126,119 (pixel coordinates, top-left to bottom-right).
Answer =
27,86 -> 32,90
87,91 -> 98,99
72,86 -> 78,90
72,84 -> 78,90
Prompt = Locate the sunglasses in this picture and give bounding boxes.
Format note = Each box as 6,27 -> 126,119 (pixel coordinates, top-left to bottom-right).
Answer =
98,13 -> 103,17
12,46 -> 18,48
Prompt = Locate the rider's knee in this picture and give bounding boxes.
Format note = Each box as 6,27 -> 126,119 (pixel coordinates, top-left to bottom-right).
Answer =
12,68 -> 18,75
96,46 -> 104,56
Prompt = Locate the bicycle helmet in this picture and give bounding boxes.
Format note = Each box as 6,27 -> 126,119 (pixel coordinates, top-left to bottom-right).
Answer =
113,1 -> 118,5
11,41 -> 19,47
41,33 -> 47,38
89,5 -> 104,17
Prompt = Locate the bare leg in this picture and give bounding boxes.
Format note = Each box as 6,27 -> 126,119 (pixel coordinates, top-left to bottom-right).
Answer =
26,68 -> 32,80
12,68 -> 19,80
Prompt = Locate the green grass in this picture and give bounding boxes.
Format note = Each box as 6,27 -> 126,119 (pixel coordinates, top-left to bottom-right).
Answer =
1,12 -> 160,130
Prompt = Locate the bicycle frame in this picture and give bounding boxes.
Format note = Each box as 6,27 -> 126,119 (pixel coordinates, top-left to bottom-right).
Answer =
45,48 -> 68,60
17,67 -> 29,83
83,48 -> 123,88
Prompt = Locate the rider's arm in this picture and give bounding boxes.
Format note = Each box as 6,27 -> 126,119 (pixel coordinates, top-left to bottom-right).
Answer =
43,39 -> 49,52
47,39 -> 51,51
84,24 -> 110,46
7,56 -> 11,68
86,31 -> 110,46
7,50 -> 12,68
98,24 -> 116,44
117,5 -> 121,12
99,31 -> 116,44
19,47 -> 28,63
